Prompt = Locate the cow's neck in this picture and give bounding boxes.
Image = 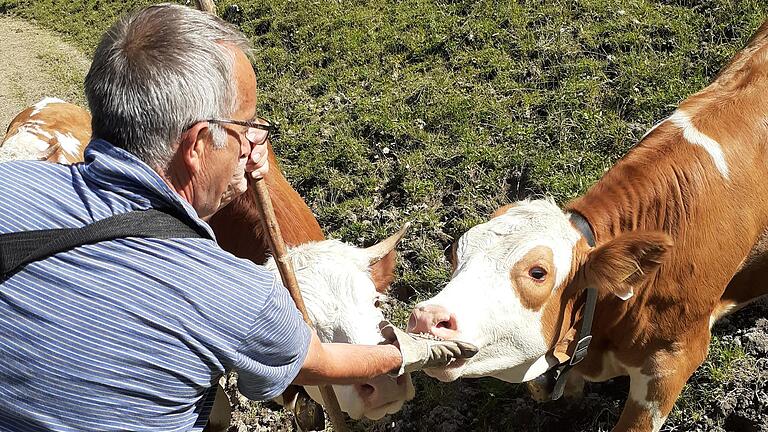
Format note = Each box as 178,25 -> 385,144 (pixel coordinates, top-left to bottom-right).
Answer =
563,128 -> 742,353
561,22 -> 768,372
209,161 -> 324,264
564,112 -> 768,355
568,20 -> 768,248
566,137 -> 703,244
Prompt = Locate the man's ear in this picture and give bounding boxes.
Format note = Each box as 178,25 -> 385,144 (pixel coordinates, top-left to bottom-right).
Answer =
179,122 -> 210,176
584,231 -> 672,300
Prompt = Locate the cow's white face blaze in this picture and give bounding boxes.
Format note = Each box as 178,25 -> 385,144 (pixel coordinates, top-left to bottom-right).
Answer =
266,235 -> 415,420
411,200 -> 582,383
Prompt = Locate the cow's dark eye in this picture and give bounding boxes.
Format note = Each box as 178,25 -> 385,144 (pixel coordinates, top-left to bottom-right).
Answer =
529,266 -> 547,281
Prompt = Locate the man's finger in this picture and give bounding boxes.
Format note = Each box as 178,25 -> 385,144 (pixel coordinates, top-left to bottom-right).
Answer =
246,142 -> 269,173
453,341 -> 479,357
436,342 -> 461,358
248,161 -> 270,179
437,344 -> 459,361
250,148 -> 268,165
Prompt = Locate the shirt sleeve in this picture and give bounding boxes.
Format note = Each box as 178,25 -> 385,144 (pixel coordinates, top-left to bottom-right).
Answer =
234,278 -> 311,401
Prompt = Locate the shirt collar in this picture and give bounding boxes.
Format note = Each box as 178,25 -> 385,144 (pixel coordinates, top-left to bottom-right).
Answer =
81,139 -> 216,239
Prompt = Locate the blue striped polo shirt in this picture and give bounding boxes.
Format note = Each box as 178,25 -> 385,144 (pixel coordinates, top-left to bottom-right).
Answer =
0,139 -> 311,431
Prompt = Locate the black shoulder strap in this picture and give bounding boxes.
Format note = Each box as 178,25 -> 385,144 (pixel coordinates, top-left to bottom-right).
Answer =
0,208 -> 212,279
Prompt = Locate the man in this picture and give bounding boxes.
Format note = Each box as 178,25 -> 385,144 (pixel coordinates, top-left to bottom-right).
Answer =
0,4 -> 474,431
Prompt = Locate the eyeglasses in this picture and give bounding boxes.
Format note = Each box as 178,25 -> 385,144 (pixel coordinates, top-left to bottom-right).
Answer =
206,117 -> 277,145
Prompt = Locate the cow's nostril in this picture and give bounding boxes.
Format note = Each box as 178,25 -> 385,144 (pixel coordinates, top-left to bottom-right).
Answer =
407,314 -> 418,332
357,383 -> 375,399
395,374 -> 407,386
434,314 -> 458,332
408,304 -> 457,335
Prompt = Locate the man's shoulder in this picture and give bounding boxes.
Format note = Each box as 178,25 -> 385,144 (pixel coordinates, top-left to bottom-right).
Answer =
0,158 -> 70,178
153,237 -> 266,273
0,160 -> 82,230
135,236 -> 279,302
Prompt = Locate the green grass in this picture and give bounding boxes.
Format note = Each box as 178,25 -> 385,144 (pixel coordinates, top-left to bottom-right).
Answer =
33,50 -> 88,105
702,336 -> 747,383
2,0 -> 767,430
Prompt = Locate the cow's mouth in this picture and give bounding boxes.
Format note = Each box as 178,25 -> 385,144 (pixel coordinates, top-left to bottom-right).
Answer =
423,358 -> 468,382
363,398 -> 408,420
445,357 -> 468,369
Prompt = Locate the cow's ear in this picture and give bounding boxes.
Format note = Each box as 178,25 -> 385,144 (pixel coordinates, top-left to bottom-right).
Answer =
491,203 -> 518,219
447,241 -> 459,273
365,223 -> 409,293
370,250 -> 397,293
584,231 -> 672,300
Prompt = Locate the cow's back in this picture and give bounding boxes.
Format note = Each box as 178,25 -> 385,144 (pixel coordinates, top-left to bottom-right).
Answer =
1,98 -> 90,164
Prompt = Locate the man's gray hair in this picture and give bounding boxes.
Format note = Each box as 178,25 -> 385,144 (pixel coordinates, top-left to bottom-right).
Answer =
85,3 -> 252,167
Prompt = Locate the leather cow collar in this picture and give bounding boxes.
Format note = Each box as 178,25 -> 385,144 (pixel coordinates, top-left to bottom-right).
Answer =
545,211 -> 598,400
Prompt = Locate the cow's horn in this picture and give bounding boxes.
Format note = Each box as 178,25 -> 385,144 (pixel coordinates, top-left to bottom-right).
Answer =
365,222 -> 411,263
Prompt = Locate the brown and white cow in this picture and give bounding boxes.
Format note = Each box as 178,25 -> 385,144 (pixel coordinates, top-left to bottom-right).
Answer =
408,20 -> 768,432
1,99 -> 415,423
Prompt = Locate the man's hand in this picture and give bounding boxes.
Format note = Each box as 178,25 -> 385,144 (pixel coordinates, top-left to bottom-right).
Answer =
245,126 -> 270,179
379,320 -> 478,376
215,131 -> 270,214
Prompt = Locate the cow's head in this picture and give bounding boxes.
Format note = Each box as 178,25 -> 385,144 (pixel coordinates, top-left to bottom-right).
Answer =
408,199 -> 671,383
266,225 -> 415,420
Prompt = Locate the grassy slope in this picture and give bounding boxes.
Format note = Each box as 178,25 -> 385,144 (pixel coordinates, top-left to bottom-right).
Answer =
2,0 -> 766,430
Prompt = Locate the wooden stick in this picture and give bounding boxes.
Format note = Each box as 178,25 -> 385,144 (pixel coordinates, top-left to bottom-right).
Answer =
250,177 -> 350,432
191,0 -> 346,429
250,179 -> 310,321
195,0 -> 216,14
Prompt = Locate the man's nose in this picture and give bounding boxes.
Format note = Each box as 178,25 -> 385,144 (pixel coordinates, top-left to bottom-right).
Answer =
407,304 -> 460,340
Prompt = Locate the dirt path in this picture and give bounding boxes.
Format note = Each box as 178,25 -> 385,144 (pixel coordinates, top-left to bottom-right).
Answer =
0,15 -> 90,138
